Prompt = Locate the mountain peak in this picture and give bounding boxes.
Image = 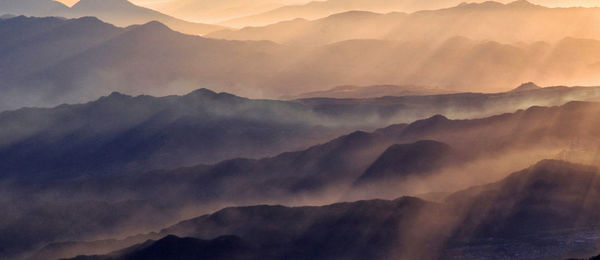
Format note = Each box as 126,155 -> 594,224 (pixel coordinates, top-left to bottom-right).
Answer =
506,0 -> 537,8
73,0 -> 133,8
127,21 -> 172,33
512,82 -> 541,92
186,88 -> 219,97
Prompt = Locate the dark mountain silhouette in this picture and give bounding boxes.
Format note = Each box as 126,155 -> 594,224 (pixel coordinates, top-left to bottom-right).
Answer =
0,88 -> 354,182
66,235 -> 252,260
3,82 -> 600,183
56,160 -> 600,260
354,140 -> 453,187
17,101 -> 600,260
511,82 -> 541,92
63,197 -> 441,260
441,160 -> 600,259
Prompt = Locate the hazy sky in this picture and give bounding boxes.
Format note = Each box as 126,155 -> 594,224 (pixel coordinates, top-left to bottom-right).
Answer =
56,0 -> 308,7
55,0 -> 600,10
57,0 -> 172,7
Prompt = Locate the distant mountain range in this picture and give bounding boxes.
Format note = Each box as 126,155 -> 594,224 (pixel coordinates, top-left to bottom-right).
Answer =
3,16 -> 600,109
283,84 -> 452,99
149,0 -> 297,24
0,0 -> 224,35
219,0 -> 471,27
208,1 -> 600,45
46,160 -> 600,260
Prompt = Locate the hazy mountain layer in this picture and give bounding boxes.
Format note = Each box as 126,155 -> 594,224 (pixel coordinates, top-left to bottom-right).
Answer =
4,16 -> 600,108
8,101 -> 600,259
57,160 -> 600,260
2,83 -> 600,183
0,0 -> 224,35
220,0 -> 469,27
209,1 -> 600,45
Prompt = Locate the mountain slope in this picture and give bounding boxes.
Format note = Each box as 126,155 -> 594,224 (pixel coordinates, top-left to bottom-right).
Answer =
66,0 -> 225,35
68,235 -> 252,260
221,0 -> 477,27
4,16 -> 600,108
16,101 -> 600,260
58,160 -> 600,260
0,88 -> 353,182
0,0 -> 69,16
354,140 -> 453,187
151,0 -> 291,24
0,0 -> 224,35
209,1 -> 600,45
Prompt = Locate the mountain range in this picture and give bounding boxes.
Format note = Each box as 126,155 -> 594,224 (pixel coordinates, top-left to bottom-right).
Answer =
2,83 -> 600,183
5,100 -> 600,259
4,16 -> 600,109
0,0 -> 224,35
218,0 -> 472,27
208,1 -> 600,45
41,160 -> 600,260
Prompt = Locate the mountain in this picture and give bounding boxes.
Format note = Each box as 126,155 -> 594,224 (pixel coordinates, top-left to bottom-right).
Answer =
148,0 -> 292,24
65,0 -> 225,35
220,0 -> 481,27
0,0 -> 224,35
0,88 -> 355,182
14,101 -> 600,259
67,235 -> 253,260
58,160 -> 600,260
64,197 -> 441,260
511,82 -> 542,92
209,1 -> 600,45
5,17 -> 600,108
4,18 -> 600,108
283,84 -> 452,99
354,140 -> 454,187
3,82 -> 600,182
0,14 -> 17,19
0,0 -> 69,16
442,160 -> 600,259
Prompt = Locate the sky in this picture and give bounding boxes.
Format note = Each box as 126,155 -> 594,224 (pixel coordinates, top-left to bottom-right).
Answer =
57,0 -> 170,7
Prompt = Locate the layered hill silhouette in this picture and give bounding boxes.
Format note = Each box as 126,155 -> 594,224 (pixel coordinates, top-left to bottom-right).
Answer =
9,101 -> 600,259
219,0 -> 470,27
148,0 -> 294,25
284,84 -> 452,99
2,83 -> 600,183
4,16 -> 600,108
0,0 -> 224,35
55,160 -> 600,260
354,140 -> 454,187
209,1 -> 600,45
0,88 -> 352,182
0,0 -> 70,16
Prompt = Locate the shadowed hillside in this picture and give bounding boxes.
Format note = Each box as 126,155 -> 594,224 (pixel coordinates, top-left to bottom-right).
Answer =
8,101 -> 600,259
56,160 -> 600,260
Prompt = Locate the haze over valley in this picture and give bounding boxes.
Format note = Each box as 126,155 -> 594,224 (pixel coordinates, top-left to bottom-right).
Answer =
3,1 -> 600,260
